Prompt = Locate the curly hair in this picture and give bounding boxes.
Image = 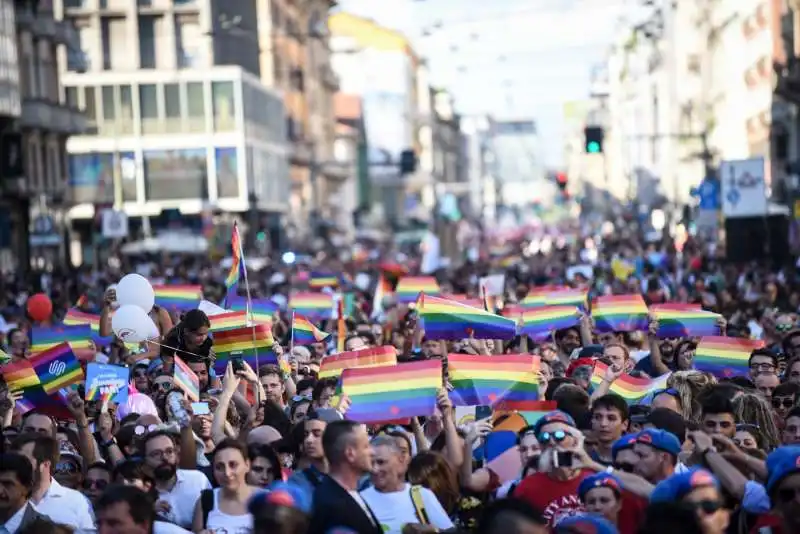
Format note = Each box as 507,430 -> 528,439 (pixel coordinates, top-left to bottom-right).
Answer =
667,370 -> 718,422
732,392 -> 780,451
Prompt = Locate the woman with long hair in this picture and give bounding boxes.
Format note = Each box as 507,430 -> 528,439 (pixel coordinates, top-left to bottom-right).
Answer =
191,439 -> 256,533
732,392 -> 781,451
408,451 -> 480,531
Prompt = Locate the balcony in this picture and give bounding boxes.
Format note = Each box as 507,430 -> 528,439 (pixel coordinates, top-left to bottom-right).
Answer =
20,99 -> 87,135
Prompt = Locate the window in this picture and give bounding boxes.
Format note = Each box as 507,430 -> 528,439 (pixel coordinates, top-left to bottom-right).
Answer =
101,18 -> 111,69
186,81 -> 204,131
211,81 -> 235,132
119,85 -> 133,133
65,86 -> 78,108
138,16 -> 156,69
175,15 -> 200,68
164,83 -> 181,132
139,84 -> 158,133
83,86 -> 97,134
101,86 -> 116,120
144,148 -> 208,200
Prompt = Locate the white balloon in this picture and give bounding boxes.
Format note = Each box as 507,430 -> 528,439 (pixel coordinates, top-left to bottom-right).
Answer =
112,305 -> 156,343
116,274 -> 155,312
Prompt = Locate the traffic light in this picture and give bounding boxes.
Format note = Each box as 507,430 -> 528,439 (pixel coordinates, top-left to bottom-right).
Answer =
399,149 -> 418,175
584,126 -> 604,154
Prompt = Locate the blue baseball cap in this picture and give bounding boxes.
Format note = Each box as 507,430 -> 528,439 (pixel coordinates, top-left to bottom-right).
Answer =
611,433 -> 640,459
636,428 -> 681,457
766,446 -> 800,494
532,410 -> 576,436
650,468 -> 719,503
249,481 -> 312,515
554,514 -> 619,534
578,472 -> 623,501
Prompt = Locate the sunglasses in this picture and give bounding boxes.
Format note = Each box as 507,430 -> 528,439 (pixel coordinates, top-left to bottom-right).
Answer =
689,499 -> 723,515
537,430 -> 568,444
772,398 -> 795,409
291,395 -> 311,404
776,323 -> 794,332
614,462 -> 636,473
153,381 -> 173,392
777,486 -> 800,503
55,462 -> 79,474
83,479 -> 109,490
134,423 -> 159,436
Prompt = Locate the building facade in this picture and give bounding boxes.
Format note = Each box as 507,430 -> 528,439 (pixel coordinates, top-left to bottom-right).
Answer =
54,0 -> 289,255
490,119 -> 548,210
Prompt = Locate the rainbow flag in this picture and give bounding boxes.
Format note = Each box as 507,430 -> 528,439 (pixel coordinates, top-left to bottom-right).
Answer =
395,276 -> 440,304
318,345 -> 397,379
446,294 -> 484,309
341,360 -> 442,423
590,362 -> 671,404
546,288 -> 589,310
29,342 -> 84,395
292,313 -> 330,345
694,336 -> 765,378
2,360 -> 41,391
651,308 -> 721,339
228,296 -> 279,324
0,348 -> 10,365
501,304 -> 524,319
75,294 -> 89,308
520,286 -> 559,309
212,324 -> 275,374
372,274 -> 393,317
224,222 -> 245,292
153,285 -> 203,310
30,325 -> 93,355
448,354 -> 541,410
290,292 -> 334,320
173,356 -> 199,402
208,310 -> 248,332
417,294 -> 517,341
309,272 -> 339,289
63,309 -> 100,331
591,294 -> 649,332
520,305 -> 581,341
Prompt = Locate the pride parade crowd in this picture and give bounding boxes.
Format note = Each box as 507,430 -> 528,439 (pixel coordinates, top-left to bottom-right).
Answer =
0,225 -> 799,534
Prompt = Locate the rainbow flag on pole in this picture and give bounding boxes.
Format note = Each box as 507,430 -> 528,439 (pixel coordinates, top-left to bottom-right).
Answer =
173,355 -> 200,402
590,362 -> 671,404
395,276 -> 440,304
341,360 -> 442,423
224,222 -> 245,296
208,310 -> 248,332
448,354 -> 542,410
292,313 -> 330,345
693,336 -> 765,378
417,294 -> 517,340
290,292 -> 334,320
30,325 -> 93,355
29,342 -> 84,395
651,307 -> 722,339
318,346 -> 397,379
228,296 -> 279,324
2,359 -> 41,392
153,285 -> 203,310
212,324 -> 275,374
63,309 -> 101,331
591,294 -> 649,332
520,305 -> 581,341
309,272 -> 339,289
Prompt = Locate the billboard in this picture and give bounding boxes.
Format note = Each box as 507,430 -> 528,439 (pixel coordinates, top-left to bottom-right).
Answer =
215,147 -> 239,198
143,148 -> 208,201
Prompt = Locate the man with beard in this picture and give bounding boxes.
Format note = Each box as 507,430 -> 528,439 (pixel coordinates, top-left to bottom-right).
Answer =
10,434 -> 95,532
0,453 -> 59,533
142,430 -> 211,529
554,327 -> 582,367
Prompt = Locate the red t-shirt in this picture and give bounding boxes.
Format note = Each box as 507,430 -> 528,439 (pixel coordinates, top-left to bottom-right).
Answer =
513,470 -> 590,527
750,514 -> 784,534
617,492 -> 647,534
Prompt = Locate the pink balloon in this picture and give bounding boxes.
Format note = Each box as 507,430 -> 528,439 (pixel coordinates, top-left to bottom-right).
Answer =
117,391 -> 158,421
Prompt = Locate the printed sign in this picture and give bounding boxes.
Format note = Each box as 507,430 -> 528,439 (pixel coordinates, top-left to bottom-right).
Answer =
720,157 -> 767,218
85,363 -> 129,403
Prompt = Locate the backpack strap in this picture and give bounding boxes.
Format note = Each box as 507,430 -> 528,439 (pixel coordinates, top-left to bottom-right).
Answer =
200,489 -> 214,528
304,467 -> 323,487
410,485 -> 430,525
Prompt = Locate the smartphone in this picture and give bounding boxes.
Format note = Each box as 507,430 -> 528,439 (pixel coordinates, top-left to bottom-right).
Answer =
555,451 -> 573,468
231,351 -> 245,372
475,405 -> 493,421
191,402 -> 210,415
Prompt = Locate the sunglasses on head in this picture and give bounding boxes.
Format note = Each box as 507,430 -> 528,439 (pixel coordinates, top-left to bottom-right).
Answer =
537,430 -> 568,444
735,423 -> 760,432
772,398 -> 795,409
689,499 -> 723,515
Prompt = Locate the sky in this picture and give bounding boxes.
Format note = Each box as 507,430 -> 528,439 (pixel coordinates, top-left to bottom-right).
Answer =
334,0 -> 629,168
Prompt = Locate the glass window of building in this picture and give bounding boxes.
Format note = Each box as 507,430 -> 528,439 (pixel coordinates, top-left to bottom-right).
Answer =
175,14 -> 200,68
83,86 -> 97,134
144,148 -> 208,201
211,81 -> 235,132
120,152 -> 138,202
139,83 -> 159,134
101,85 -> 116,134
65,86 -> 78,108
186,81 -> 205,132
119,85 -> 133,134
138,16 -> 157,69
164,83 -> 181,132
214,147 -> 238,198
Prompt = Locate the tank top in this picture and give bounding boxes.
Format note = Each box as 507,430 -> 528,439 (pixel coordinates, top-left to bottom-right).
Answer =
205,488 -> 253,534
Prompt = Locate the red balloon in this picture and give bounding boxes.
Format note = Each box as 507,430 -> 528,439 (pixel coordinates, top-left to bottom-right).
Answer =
27,293 -> 53,322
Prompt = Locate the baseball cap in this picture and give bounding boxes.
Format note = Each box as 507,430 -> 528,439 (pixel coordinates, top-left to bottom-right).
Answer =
650,468 -> 719,503
611,433 -> 640,459
249,481 -> 312,515
766,445 -> 800,493
554,514 -> 619,534
636,428 -> 681,457
532,410 -> 576,436
578,472 -> 623,501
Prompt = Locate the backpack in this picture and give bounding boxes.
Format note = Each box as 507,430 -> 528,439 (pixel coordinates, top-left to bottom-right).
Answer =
200,489 -> 214,528
409,485 -> 430,525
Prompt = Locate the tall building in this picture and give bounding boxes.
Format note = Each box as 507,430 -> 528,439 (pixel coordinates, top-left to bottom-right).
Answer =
256,0 -> 341,236
490,119 -> 548,209
461,115 -> 499,224
0,0 -> 85,271
54,0 -> 289,259
329,11 -> 420,227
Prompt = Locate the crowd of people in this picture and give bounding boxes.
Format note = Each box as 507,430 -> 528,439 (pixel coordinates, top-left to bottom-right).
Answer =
1,227 -> 800,534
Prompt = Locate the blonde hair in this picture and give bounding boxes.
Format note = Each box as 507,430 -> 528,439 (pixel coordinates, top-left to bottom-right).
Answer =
667,370 -> 717,422
732,392 -> 780,451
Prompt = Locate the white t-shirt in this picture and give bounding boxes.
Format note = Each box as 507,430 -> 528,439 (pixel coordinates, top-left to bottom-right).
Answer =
157,470 -> 212,529
360,484 -> 454,534
206,489 -> 252,534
